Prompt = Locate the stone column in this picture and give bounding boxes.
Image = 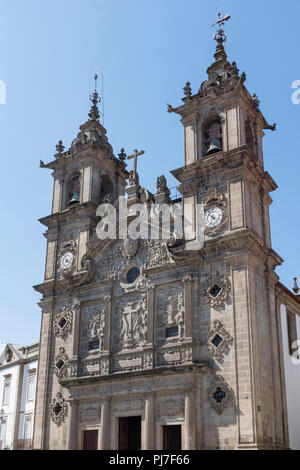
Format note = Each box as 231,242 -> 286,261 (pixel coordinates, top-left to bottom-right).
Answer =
183,276 -> 193,340
67,400 -> 78,450
33,301 -> 54,450
99,400 -> 110,450
144,394 -> 155,450
147,288 -> 155,346
103,296 -> 112,352
184,390 -> 196,450
70,299 -> 81,377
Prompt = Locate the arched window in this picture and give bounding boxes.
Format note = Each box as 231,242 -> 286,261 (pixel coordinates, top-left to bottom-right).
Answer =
100,175 -> 114,203
245,121 -> 256,155
203,118 -> 223,156
66,174 -> 80,206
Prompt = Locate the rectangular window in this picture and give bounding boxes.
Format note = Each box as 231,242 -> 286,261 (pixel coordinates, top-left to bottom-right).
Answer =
23,415 -> 32,440
166,327 -> 179,339
3,381 -> 10,405
287,311 -> 298,356
26,376 -> 35,402
89,340 -> 100,351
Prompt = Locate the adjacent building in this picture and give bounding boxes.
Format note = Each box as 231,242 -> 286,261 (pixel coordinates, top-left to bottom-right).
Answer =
0,343 -> 38,450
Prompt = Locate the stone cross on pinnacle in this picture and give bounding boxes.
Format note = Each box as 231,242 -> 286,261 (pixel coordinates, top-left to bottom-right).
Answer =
127,149 -> 145,176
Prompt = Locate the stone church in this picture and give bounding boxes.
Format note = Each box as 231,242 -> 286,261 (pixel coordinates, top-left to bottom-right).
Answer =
32,24 -> 299,450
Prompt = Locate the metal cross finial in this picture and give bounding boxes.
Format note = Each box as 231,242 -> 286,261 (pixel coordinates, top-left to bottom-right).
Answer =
94,73 -> 98,92
127,149 -> 145,175
89,73 -> 102,121
212,7 -> 231,43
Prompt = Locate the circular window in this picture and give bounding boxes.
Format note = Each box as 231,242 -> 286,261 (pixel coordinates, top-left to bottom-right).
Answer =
126,267 -> 140,284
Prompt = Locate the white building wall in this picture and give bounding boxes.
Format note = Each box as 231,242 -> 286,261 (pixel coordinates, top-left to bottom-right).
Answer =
18,359 -> 38,441
0,363 -> 20,449
280,305 -> 300,450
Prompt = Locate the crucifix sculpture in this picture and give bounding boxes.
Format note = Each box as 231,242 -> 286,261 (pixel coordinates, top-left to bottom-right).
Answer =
127,149 -> 145,181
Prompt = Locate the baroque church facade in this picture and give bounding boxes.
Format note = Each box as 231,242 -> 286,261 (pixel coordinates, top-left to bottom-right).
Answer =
33,30 -> 298,450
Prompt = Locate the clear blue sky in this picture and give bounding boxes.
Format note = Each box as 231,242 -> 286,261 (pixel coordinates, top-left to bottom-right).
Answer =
0,0 -> 299,345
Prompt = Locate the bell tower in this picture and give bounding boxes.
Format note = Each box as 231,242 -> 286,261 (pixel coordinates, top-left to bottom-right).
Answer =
33,81 -> 128,449
167,16 -> 288,449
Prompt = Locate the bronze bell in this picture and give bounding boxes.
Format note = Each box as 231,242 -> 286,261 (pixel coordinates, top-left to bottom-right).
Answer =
69,192 -> 80,205
207,138 -> 222,155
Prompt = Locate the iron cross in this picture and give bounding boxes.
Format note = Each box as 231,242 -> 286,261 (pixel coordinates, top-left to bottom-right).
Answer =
127,149 -> 145,174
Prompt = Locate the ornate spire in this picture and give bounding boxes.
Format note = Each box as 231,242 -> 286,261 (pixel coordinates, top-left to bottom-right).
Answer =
88,74 -> 101,121
118,148 -> 127,163
55,140 -> 65,155
293,277 -> 299,295
208,9 -> 231,71
212,8 -> 231,44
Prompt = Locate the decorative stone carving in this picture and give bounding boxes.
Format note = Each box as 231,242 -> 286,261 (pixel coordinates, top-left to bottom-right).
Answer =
202,272 -> 231,307
120,239 -> 139,260
203,188 -> 228,237
164,292 -> 185,339
208,320 -> 233,362
157,397 -> 185,419
156,286 -> 185,347
118,295 -> 147,350
113,349 -> 153,372
69,359 -> 78,378
53,306 -> 73,339
144,352 -> 153,369
49,393 -> 68,425
101,358 -> 110,375
156,175 -> 170,196
54,347 -> 70,379
181,346 -> 193,363
120,272 -> 153,293
147,242 -> 172,268
207,375 -> 233,415
81,358 -> 101,376
89,310 -> 105,351
183,81 -> 192,99
58,239 -> 77,277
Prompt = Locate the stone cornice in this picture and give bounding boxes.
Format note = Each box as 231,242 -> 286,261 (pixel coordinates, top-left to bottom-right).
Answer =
172,146 -> 277,193
39,201 -> 99,228
60,363 -> 211,389
41,145 -> 128,179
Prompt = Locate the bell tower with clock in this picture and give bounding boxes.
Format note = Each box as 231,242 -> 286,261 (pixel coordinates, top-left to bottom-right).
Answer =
33,82 -> 129,450
167,17 -> 288,449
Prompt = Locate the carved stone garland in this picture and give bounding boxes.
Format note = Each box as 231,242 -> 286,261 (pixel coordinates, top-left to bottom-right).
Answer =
207,375 -> 233,415
120,272 -> 153,293
163,292 -> 185,340
53,307 -> 73,339
202,272 -> 231,308
208,320 -> 233,362
88,308 -> 106,352
54,347 -> 70,379
49,392 -> 68,425
118,295 -> 147,351
203,187 -> 228,237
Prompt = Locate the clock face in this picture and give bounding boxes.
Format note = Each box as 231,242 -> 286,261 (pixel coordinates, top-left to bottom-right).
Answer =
60,252 -> 74,270
204,207 -> 223,228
